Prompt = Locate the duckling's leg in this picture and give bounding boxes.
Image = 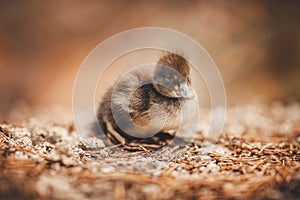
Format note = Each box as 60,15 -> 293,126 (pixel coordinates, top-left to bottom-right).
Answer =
103,117 -> 126,145
167,130 -> 188,146
168,130 -> 177,137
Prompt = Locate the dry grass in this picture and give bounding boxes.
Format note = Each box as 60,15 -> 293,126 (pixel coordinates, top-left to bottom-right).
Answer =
0,102 -> 300,200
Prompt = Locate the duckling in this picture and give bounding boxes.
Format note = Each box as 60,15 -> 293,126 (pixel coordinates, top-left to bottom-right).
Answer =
97,52 -> 196,146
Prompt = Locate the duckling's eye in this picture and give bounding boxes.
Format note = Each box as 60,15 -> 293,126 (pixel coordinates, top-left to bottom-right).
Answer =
165,74 -> 172,80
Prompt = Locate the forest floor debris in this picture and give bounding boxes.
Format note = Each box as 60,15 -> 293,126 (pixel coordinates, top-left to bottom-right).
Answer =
1,102 -> 300,199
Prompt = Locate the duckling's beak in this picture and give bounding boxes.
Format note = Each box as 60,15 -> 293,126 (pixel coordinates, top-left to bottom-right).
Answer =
180,82 -> 194,100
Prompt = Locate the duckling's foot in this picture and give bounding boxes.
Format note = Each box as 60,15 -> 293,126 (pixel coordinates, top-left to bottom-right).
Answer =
104,120 -> 126,145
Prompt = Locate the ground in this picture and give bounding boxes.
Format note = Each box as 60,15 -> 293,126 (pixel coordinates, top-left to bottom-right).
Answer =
0,102 -> 300,200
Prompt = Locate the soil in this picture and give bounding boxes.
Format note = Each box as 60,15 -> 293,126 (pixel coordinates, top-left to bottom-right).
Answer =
1,102 -> 300,200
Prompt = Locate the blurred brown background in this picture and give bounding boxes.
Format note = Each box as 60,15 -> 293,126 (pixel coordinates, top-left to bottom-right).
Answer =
0,0 -> 300,120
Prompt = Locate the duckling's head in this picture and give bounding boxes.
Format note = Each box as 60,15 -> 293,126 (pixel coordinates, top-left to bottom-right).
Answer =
153,52 -> 194,100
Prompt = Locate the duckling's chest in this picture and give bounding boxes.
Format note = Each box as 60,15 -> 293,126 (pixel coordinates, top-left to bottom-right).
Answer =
129,86 -> 191,132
